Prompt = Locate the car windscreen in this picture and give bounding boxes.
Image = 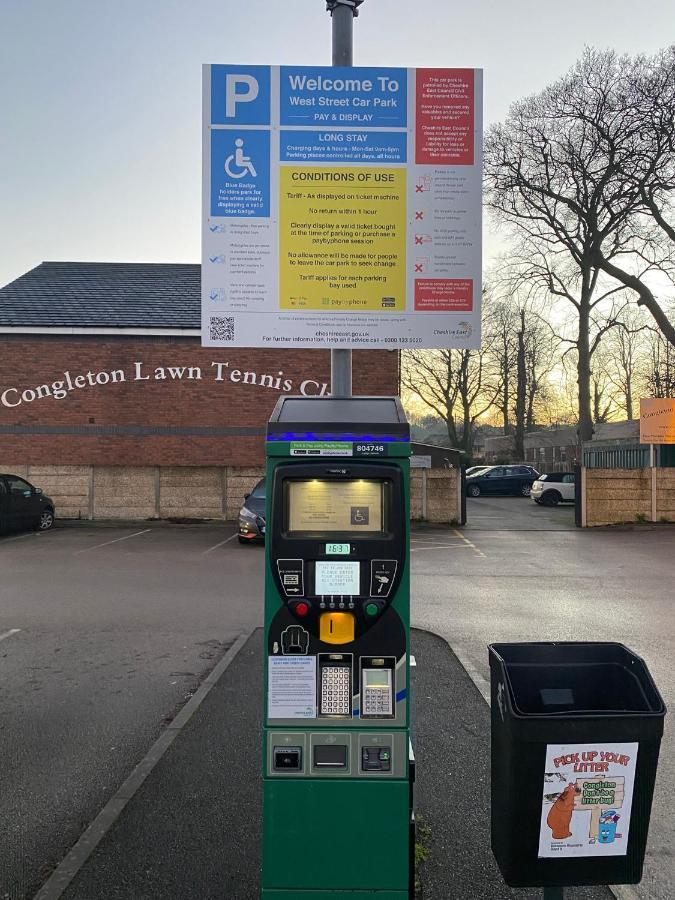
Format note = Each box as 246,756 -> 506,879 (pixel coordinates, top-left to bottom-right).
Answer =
249,480 -> 266,499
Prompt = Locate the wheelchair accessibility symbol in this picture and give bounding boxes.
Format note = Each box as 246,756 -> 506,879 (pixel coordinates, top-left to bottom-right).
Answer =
224,138 -> 257,179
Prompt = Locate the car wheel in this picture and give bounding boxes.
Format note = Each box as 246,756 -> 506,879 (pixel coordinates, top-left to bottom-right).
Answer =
238,536 -> 249,544
38,508 -> 54,530
520,483 -> 532,497
542,490 -> 561,506
467,484 -> 481,498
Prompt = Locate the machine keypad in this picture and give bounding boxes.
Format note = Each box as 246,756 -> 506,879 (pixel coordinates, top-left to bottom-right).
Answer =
320,665 -> 351,716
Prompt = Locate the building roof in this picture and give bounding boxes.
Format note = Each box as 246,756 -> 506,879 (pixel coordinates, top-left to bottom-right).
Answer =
0,262 -> 201,330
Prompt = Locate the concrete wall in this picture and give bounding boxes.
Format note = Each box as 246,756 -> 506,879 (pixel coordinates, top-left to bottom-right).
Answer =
656,468 -> 675,522
410,468 -> 461,524
584,468 -> 675,526
1,464 -> 461,524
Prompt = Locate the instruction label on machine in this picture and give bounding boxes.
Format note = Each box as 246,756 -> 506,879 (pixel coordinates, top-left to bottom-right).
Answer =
202,64 -> 482,349
538,742 -> 638,858
268,656 -> 317,719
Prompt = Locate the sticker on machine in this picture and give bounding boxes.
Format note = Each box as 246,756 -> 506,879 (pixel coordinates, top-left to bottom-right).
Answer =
538,742 -> 638,858
268,656 -> 317,719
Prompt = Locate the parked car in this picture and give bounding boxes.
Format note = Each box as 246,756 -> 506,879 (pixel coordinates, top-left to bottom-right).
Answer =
465,466 -> 490,476
465,465 -> 540,498
531,472 -> 576,506
0,474 -> 55,533
238,477 -> 266,543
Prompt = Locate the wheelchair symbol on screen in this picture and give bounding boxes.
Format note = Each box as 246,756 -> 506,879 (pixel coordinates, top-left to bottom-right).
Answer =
225,138 -> 257,179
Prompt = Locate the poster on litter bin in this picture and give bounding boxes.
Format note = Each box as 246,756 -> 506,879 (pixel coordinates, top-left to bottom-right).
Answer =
538,742 -> 638,858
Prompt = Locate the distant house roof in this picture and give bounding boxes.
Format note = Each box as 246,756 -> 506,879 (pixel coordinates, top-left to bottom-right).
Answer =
0,262 -> 201,332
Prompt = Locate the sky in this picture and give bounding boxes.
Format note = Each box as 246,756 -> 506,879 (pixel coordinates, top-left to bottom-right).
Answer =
1,0 -> 674,289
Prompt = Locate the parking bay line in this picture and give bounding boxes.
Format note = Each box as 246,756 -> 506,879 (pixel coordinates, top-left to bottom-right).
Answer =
0,628 -> 21,643
0,532 -> 36,545
74,529 -> 151,554
452,528 -> 487,558
411,543 -> 473,553
33,631 -> 253,900
202,532 -> 238,555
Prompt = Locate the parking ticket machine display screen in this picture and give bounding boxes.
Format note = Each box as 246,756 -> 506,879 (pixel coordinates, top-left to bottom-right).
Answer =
315,561 -> 360,595
287,480 -> 383,533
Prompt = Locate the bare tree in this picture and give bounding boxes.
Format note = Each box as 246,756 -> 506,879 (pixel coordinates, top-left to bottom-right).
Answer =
485,47 -> 675,439
647,321 -> 675,398
401,343 -> 501,454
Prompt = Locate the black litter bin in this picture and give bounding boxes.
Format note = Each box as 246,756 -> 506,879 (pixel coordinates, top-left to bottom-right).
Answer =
489,642 -> 665,888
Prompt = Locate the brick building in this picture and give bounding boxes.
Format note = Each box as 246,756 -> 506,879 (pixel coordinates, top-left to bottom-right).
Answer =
0,262 -> 399,518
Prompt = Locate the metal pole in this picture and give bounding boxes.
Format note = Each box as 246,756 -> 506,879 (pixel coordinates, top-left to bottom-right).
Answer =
327,0 -> 358,396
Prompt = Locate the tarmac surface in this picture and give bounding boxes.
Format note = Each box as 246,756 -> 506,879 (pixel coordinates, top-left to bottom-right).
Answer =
49,629 -> 611,900
414,497 -> 674,900
1,507 -> 671,899
0,522 -> 262,900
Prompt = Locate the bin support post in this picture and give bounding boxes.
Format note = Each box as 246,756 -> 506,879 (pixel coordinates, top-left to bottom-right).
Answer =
543,888 -> 564,899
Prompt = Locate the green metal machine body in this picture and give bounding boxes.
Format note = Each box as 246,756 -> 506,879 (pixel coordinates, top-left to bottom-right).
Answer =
262,396 -> 412,899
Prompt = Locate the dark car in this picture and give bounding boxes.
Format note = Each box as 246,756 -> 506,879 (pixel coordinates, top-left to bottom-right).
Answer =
465,465 -> 540,498
238,477 -> 266,544
0,473 -> 55,533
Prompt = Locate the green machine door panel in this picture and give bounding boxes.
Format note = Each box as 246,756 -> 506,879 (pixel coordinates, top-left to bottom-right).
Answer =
263,893 -> 408,899
263,779 -> 410,891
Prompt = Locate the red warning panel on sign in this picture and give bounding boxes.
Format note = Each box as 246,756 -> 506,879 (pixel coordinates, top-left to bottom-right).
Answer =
414,279 -> 473,312
416,69 -> 474,165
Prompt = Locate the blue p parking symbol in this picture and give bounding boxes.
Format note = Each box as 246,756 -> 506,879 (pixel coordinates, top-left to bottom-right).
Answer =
210,65 -> 271,125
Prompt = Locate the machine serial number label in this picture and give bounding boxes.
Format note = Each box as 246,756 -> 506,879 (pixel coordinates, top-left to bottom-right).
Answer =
354,444 -> 387,456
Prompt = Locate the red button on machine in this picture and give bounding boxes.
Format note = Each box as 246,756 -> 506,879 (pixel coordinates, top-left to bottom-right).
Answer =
294,602 -> 310,617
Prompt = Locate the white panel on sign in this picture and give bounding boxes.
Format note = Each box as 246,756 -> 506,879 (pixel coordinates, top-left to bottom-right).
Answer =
202,65 -> 482,349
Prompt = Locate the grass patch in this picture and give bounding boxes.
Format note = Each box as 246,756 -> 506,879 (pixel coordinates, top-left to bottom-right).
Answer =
415,814 -> 432,896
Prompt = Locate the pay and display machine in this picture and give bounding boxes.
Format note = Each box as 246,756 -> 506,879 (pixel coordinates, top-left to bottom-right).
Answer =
262,397 -> 413,899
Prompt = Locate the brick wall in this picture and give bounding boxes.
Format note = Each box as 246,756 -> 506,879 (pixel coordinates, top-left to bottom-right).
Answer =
0,336 -> 398,467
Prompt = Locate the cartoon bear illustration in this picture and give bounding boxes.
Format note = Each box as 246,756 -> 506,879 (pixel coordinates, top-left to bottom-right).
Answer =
547,783 -> 581,839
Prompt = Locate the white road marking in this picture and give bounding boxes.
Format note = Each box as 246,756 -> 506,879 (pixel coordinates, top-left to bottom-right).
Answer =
202,532 -> 238,554
411,543 -> 472,553
0,532 -> 35,545
33,632 -> 252,900
0,628 -> 21,643
74,529 -> 151,554
452,528 -> 487,558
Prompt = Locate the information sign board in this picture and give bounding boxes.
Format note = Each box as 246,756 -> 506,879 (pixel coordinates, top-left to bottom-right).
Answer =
640,398 -> 675,444
202,65 -> 482,349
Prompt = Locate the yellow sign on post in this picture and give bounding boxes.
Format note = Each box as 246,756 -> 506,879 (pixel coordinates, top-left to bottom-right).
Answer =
640,398 -> 675,445
279,167 -> 406,312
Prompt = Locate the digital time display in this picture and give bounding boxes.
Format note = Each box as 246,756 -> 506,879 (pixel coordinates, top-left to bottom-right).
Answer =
325,543 -> 350,555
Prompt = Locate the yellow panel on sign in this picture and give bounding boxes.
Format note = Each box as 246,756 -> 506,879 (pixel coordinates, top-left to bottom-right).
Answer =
279,167 -> 406,311
640,398 -> 675,444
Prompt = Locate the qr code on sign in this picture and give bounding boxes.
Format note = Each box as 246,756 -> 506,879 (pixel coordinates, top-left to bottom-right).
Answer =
209,316 -> 235,342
